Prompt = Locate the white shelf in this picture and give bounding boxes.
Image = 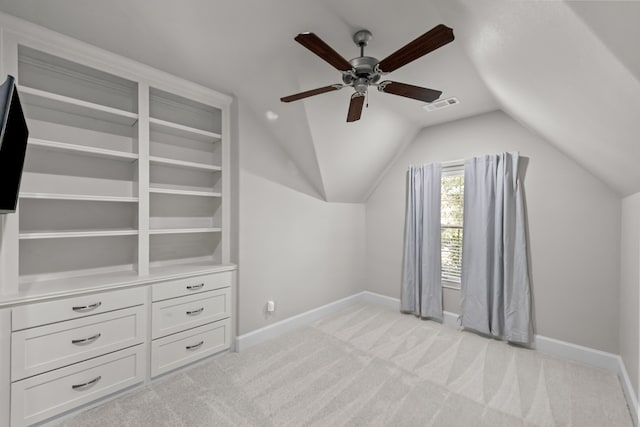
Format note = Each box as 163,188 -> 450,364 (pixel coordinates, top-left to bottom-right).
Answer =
149,156 -> 220,172
150,227 -> 221,235
28,138 -> 139,162
149,188 -> 221,198
20,86 -> 139,126
19,229 -> 138,240
150,117 -> 221,142
20,192 -> 139,203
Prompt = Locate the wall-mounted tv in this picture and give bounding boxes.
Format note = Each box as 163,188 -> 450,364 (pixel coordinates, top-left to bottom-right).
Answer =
0,75 -> 29,214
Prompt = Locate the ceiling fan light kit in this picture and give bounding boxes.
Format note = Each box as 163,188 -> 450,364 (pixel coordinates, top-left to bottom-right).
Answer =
281,24 -> 454,122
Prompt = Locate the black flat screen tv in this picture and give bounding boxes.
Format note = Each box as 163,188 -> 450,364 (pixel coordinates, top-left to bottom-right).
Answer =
0,75 -> 29,214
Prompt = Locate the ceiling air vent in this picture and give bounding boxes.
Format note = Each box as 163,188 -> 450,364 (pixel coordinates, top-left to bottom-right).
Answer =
423,97 -> 459,112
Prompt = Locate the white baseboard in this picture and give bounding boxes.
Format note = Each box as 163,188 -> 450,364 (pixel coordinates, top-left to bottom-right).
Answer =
360,291 -> 459,327
533,335 -> 619,371
617,353 -> 640,426
236,290 -> 638,425
235,293 -> 363,351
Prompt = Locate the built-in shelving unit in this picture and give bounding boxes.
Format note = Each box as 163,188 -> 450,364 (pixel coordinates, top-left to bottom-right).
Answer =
0,39 -> 231,297
15,45 -> 140,286
148,87 -> 224,270
0,17 -> 234,427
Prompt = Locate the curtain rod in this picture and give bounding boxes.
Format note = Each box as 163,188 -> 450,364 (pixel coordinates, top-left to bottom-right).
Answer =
441,158 -> 464,168
410,152 -> 521,170
441,151 -> 521,168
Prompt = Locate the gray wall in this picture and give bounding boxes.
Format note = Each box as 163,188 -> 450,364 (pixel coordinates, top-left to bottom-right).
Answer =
620,193 -> 640,395
366,111 -> 621,353
237,103 -> 366,335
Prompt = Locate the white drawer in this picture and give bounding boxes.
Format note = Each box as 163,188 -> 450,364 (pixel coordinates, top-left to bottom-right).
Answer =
12,287 -> 146,331
12,306 -> 146,381
152,272 -> 232,302
152,287 -> 230,339
11,345 -> 144,427
151,318 -> 230,377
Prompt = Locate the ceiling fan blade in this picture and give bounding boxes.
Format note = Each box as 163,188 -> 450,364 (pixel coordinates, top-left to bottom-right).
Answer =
347,93 -> 365,122
378,81 -> 442,103
295,32 -> 353,72
281,85 -> 343,103
377,25 -> 454,73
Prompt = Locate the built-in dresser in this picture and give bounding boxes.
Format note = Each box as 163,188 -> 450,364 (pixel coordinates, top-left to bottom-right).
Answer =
0,11 -> 235,427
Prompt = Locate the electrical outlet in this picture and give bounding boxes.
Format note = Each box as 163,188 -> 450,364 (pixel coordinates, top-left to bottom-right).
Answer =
267,300 -> 275,313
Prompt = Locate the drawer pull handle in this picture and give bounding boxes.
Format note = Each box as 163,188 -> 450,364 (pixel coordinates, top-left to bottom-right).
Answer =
72,375 -> 102,391
186,307 -> 205,316
72,302 -> 102,312
186,341 -> 204,350
72,333 -> 102,345
187,283 -> 204,291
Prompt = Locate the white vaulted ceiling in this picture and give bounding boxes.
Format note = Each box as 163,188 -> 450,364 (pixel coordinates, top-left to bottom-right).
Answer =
0,0 -> 637,201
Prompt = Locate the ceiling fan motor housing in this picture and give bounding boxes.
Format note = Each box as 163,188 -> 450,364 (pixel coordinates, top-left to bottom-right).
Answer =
342,56 -> 381,91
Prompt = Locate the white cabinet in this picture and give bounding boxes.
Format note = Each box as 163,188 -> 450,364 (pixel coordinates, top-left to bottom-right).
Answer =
11,345 -> 145,427
152,271 -> 233,301
151,287 -> 230,339
7,269 -> 235,426
12,287 -> 145,331
151,318 -> 231,377
0,12 -> 236,427
12,305 -> 146,381
9,287 -> 148,426
150,272 -> 232,377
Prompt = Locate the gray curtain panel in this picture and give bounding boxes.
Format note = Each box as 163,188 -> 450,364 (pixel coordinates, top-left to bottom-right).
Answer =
461,153 -> 532,343
401,164 -> 443,320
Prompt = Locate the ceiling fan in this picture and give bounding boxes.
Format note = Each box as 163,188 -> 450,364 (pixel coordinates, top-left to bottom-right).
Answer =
280,25 -> 454,122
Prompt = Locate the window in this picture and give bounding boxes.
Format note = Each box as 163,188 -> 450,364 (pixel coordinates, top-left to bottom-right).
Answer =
441,168 -> 464,288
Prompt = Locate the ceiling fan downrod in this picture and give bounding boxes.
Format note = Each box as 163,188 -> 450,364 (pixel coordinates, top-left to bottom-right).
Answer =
353,29 -> 372,58
342,29 -> 381,94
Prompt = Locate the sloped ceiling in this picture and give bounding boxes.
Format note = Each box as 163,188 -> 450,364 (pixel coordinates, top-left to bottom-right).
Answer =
435,0 -> 640,197
0,1 -> 637,200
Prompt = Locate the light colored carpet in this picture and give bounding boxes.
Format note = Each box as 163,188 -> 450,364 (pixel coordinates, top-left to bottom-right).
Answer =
53,303 -> 633,426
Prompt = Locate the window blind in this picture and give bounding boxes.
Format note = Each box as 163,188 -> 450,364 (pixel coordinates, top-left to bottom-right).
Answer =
441,173 -> 464,284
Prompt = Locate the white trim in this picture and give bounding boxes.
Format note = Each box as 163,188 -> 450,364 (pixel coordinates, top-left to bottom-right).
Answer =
533,335 -> 620,371
618,354 -> 639,426
360,291 -> 399,310
235,293 -> 364,351
236,290 -> 638,425
0,309 -> 10,427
